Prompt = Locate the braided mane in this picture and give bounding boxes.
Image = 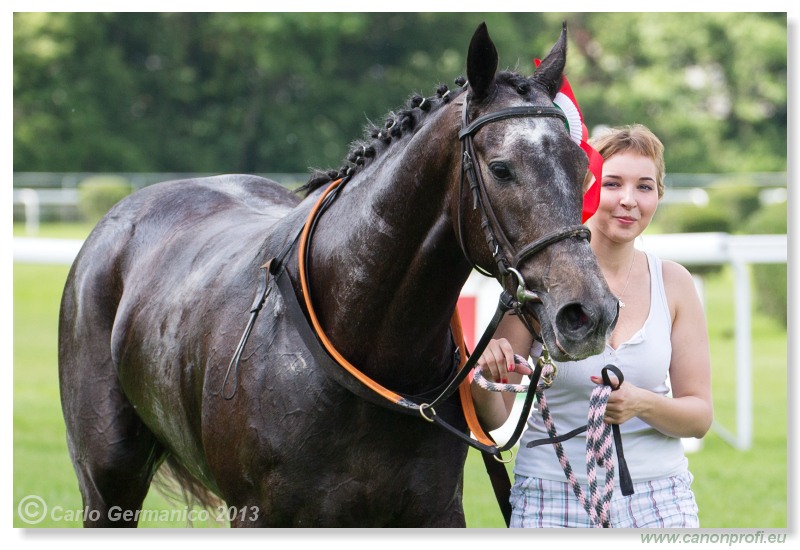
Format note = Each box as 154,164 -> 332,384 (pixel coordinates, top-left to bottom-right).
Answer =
297,71 -> 546,196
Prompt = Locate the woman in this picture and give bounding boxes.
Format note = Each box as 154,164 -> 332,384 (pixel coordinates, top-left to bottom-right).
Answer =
471,124 -> 713,528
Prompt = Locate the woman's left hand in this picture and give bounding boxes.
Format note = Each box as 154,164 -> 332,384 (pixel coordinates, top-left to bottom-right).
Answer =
590,374 -> 646,425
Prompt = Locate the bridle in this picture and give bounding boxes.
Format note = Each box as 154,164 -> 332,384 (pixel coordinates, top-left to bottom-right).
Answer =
455,100 -> 632,524
456,99 -> 591,306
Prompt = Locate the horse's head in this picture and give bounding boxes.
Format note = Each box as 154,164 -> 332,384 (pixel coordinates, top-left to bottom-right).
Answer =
455,23 -> 618,361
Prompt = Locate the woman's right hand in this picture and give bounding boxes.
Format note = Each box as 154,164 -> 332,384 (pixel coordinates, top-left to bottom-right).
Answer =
470,315 -> 537,431
476,338 -> 533,384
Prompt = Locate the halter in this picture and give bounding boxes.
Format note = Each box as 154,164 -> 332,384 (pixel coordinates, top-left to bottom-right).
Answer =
457,100 -> 591,303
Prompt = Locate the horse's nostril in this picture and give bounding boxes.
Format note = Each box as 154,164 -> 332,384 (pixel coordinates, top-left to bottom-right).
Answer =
556,303 -> 594,335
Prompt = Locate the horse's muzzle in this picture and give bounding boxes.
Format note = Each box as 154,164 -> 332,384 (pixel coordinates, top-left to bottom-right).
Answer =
532,293 -> 618,361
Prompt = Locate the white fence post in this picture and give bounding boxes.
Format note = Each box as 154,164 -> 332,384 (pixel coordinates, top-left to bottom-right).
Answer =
732,258 -> 753,450
16,188 -> 40,236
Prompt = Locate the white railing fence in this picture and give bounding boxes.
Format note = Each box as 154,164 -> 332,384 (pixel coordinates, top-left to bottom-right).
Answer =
13,232 -> 787,451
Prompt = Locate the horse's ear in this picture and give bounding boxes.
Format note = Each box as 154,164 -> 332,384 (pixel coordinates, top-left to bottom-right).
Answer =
467,22 -> 498,102
533,22 -> 568,100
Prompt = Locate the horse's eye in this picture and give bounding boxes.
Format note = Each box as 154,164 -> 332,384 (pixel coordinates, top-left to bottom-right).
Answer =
488,161 -> 514,182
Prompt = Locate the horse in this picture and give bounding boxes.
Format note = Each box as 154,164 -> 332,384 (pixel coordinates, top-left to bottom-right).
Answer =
58,22 -> 618,527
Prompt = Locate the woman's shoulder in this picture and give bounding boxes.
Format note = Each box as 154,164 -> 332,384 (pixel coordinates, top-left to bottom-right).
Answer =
642,251 -> 694,292
658,257 -> 695,289
653,255 -> 702,318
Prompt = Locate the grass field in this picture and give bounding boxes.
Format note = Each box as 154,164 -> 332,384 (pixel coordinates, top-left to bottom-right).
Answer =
12,224 -> 788,528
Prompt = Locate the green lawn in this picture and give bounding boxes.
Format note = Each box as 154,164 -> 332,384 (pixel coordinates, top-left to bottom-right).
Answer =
12,226 -> 788,528
13,221 -> 96,240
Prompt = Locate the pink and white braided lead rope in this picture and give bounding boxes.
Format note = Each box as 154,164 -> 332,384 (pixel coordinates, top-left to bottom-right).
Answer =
474,354 -> 617,528
537,376 -> 615,528
471,354 -> 533,393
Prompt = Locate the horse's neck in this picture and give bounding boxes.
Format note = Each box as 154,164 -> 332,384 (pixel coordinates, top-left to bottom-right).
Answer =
309,112 -> 472,392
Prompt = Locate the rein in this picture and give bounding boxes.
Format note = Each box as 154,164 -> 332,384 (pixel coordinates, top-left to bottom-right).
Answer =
229,172 -> 546,459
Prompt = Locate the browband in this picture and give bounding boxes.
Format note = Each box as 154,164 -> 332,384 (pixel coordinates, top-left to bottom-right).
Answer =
459,105 -> 568,139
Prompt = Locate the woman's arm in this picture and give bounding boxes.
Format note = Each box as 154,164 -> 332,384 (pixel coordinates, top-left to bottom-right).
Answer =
598,260 -> 713,438
470,313 -> 535,432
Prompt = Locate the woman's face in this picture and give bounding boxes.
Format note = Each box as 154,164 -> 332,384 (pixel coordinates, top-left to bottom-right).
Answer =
589,151 -> 660,244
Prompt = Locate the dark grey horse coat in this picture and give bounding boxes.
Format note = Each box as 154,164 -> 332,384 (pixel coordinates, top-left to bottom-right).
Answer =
59,23 -> 617,527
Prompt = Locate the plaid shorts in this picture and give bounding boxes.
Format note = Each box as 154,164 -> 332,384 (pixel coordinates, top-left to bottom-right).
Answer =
509,471 -> 699,528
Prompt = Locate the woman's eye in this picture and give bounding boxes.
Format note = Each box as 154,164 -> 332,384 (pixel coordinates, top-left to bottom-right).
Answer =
489,162 -> 513,182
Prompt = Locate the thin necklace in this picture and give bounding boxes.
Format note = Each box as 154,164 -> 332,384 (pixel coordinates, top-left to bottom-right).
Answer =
614,250 -> 637,309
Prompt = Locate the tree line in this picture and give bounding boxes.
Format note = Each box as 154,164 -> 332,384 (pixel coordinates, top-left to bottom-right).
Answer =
13,12 -> 787,177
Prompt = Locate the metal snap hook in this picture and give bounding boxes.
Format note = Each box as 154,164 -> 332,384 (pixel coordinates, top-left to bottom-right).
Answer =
538,346 -> 558,388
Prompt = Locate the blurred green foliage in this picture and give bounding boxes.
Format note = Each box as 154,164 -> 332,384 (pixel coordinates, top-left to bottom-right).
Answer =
13,13 -> 787,176
744,202 -> 787,327
77,175 -> 132,223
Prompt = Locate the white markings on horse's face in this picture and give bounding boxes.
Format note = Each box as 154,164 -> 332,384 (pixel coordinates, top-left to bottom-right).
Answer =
500,122 -> 549,150
493,117 -> 580,219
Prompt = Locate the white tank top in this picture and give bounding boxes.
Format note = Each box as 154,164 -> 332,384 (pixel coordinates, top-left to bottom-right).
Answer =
515,251 -> 689,484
